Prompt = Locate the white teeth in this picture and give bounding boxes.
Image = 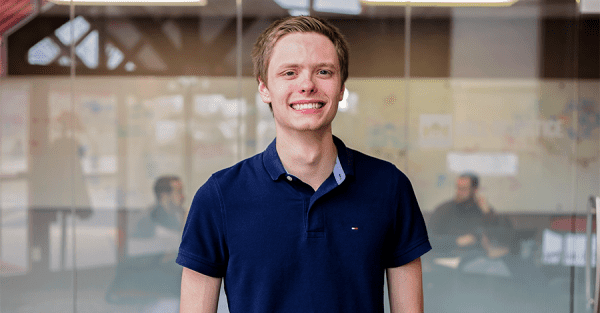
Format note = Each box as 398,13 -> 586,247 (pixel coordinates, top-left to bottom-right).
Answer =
292,103 -> 324,110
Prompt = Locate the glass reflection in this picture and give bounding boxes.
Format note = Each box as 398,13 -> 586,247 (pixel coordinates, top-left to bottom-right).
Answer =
1,1 -> 598,312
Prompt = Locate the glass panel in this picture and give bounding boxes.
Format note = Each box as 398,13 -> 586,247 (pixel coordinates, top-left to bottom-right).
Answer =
417,5 -> 591,313
1,180 -> 29,277
71,3 -> 240,313
423,78 -> 570,312
573,78 -> 600,312
2,77 -> 79,311
1,82 -> 29,175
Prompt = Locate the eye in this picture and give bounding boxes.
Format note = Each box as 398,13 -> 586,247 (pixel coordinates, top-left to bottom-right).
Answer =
318,69 -> 332,76
283,71 -> 296,77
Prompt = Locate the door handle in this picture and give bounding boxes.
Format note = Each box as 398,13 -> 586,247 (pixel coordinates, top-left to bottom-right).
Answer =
594,197 -> 600,313
586,196 -> 593,308
585,196 -> 599,312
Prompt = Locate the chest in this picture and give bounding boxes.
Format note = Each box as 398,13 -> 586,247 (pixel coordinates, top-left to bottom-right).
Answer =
222,182 -> 396,266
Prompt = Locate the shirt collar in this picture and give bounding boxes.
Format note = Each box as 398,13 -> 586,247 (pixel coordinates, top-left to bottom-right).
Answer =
262,135 -> 355,181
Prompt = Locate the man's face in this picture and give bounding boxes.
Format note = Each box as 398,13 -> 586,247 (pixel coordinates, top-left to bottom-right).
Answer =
455,177 -> 473,203
169,180 -> 184,208
258,32 -> 344,134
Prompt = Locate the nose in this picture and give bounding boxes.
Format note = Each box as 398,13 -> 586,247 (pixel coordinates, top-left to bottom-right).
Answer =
299,73 -> 317,94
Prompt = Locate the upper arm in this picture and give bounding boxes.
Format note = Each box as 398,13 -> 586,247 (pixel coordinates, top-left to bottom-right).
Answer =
180,267 -> 222,313
387,258 -> 424,313
387,172 -> 431,268
177,177 -> 228,277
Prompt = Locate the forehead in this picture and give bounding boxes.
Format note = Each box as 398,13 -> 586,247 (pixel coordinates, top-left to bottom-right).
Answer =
170,180 -> 183,189
269,32 -> 338,67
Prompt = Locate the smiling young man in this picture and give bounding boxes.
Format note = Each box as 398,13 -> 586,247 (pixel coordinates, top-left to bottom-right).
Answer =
177,16 -> 431,313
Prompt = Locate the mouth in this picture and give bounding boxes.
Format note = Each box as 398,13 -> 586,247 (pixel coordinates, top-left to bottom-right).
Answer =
290,102 -> 325,111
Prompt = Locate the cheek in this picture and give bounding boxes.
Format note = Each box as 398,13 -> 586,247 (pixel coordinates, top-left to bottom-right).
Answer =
275,84 -> 288,94
266,81 -> 286,96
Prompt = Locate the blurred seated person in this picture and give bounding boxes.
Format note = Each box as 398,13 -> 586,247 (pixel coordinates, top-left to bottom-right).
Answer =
429,173 -> 513,259
133,175 -> 186,238
106,175 -> 185,304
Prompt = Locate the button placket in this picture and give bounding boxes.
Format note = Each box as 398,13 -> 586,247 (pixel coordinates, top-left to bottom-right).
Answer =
306,175 -> 341,237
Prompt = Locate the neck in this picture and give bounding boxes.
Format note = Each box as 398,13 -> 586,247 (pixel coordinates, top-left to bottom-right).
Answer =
276,128 -> 337,191
159,197 -> 169,208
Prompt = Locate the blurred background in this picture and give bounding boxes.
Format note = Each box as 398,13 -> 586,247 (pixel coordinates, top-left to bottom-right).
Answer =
0,0 -> 599,312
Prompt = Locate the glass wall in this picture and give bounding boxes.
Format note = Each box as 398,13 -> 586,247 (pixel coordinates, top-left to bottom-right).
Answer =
0,0 -> 598,312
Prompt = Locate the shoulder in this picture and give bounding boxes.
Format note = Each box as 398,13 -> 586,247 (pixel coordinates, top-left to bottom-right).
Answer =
432,200 -> 456,214
210,152 -> 264,184
192,152 -> 265,203
148,203 -> 162,215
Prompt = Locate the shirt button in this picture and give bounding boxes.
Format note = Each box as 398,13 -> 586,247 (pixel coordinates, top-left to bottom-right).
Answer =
286,176 -> 292,181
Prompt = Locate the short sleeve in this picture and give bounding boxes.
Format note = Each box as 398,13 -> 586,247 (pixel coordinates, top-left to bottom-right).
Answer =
385,171 -> 432,268
176,176 -> 229,277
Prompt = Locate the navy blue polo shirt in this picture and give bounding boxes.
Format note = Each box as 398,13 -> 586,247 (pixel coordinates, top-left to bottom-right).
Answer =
177,136 -> 431,313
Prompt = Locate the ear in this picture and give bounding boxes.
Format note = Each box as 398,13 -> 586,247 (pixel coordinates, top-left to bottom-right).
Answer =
338,84 -> 345,102
258,79 -> 272,104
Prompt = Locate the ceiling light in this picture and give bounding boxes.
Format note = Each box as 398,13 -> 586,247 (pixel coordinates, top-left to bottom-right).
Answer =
289,9 -> 310,16
275,0 -> 309,10
361,0 -> 517,6
314,0 -> 362,14
49,0 -> 206,6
